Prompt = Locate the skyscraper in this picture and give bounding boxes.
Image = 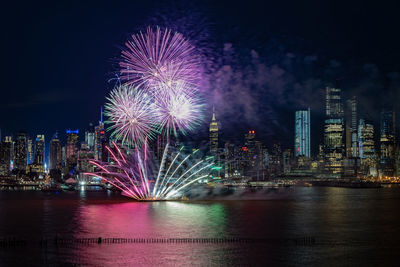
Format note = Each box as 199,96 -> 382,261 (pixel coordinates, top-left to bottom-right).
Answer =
66,129 -> 79,173
294,108 -> 311,157
380,110 -> 396,176
27,137 -> 34,164
66,130 -> 79,159
345,96 -> 358,157
95,107 -> 107,161
324,87 -> 345,174
49,133 -> 62,171
209,108 -> 219,156
85,129 -> 95,152
34,135 -> 45,166
14,131 -> 28,173
0,137 -> 12,176
358,119 -> 377,176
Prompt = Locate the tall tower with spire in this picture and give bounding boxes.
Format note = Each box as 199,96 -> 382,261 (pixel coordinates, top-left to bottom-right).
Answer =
95,106 -> 107,161
209,107 -> 219,156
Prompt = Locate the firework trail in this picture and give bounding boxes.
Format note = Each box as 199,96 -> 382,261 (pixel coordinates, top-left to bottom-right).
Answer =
120,26 -> 201,90
86,142 -> 215,200
104,84 -> 160,147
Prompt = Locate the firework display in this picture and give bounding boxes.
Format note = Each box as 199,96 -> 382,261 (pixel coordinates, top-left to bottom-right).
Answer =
96,26 -> 210,200
86,143 -> 214,200
120,26 -> 201,90
104,85 -> 159,147
155,81 -> 203,136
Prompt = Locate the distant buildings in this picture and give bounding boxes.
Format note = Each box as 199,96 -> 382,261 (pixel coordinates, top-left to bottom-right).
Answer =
49,133 -> 62,171
14,131 -> 27,173
380,110 -> 396,176
345,96 -> 358,157
294,108 -> 311,158
0,88 -> 399,183
94,108 -> 107,161
358,119 -> 377,176
0,137 -> 12,176
66,129 -> 79,173
27,137 -> 34,165
324,87 -> 345,174
28,134 -> 45,176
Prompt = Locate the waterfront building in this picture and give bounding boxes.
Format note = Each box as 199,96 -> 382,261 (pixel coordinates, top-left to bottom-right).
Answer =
358,119 -> 377,177
66,129 -> 79,173
49,133 -> 62,171
268,143 -> 282,176
224,142 -> 236,179
0,137 -> 12,176
27,137 -> 34,164
324,87 -> 345,174
345,96 -> 358,157
294,108 -> 311,157
35,135 -> 45,167
283,149 -> 292,174
94,107 -> 107,161
85,124 -> 95,152
380,110 -> 396,176
14,131 -> 28,173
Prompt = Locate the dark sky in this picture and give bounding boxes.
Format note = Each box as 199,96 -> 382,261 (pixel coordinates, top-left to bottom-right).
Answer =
1,0 -> 400,153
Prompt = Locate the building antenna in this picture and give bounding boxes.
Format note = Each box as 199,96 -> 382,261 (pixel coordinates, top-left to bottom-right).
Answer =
100,106 -> 103,124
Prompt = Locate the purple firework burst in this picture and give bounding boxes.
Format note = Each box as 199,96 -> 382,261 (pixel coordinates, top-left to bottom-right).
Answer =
119,26 -> 201,90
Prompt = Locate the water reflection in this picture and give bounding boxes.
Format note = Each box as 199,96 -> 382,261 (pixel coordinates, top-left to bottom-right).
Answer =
1,188 -> 400,266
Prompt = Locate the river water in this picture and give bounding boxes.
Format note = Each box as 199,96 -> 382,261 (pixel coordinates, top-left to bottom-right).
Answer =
0,186 -> 399,266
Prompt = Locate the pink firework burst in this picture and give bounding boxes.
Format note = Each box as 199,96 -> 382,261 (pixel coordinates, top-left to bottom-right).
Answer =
119,26 -> 201,90
104,85 -> 160,147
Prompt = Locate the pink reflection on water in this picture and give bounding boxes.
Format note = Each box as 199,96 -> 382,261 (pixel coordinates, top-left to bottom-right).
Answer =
72,201 -> 228,266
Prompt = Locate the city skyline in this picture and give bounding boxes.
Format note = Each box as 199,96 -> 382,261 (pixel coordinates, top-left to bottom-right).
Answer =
1,0 -> 400,148
2,1 -> 400,265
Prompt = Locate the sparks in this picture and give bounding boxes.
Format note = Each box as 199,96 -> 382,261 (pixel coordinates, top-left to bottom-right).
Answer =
104,84 -> 160,147
119,26 -> 201,91
85,143 -> 213,201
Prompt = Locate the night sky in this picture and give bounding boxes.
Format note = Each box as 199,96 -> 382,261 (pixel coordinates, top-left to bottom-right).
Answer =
2,0 -> 400,154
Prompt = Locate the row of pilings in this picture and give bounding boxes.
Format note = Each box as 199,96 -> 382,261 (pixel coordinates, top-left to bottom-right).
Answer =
0,237 -> 316,248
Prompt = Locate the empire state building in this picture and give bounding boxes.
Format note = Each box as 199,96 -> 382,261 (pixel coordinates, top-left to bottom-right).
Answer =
209,108 -> 219,156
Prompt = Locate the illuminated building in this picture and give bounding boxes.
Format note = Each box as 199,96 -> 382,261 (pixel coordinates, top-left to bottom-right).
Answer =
34,135 -> 45,167
66,130 -> 79,158
242,130 -> 265,180
77,145 -> 95,174
66,129 -> 79,173
345,96 -> 358,157
380,110 -> 395,176
0,137 -> 12,176
283,149 -> 292,174
358,119 -> 377,176
294,108 -> 311,157
27,137 -> 34,164
14,131 -> 28,173
268,143 -> 282,176
49,132 -> 62,170
85,124 -> 95,152
209,108 -> 219,156
95,107 -> 107,161
324,87 -> 344,174
224,142 -> 236,178
245,130 -> 256,161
